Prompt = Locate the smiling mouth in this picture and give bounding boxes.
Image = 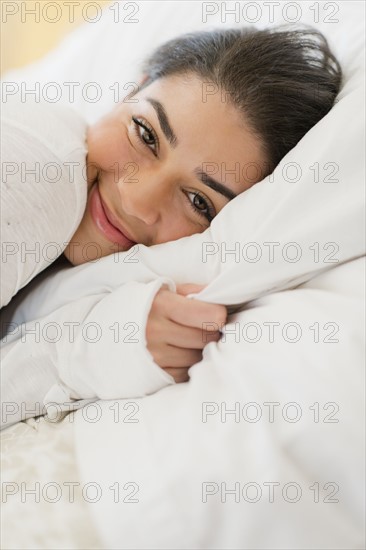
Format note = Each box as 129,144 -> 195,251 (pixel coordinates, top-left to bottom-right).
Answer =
100,195 -> 137,245
89,180 -> 137,248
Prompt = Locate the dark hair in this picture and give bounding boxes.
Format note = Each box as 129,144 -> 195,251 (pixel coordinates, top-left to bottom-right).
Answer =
137,25 -> 342,176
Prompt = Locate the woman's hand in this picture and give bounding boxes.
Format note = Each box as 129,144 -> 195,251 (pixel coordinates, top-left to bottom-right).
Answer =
146,283 -> 227,383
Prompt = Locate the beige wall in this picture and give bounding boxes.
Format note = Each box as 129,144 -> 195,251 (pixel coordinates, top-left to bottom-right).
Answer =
1,0 -> 111,76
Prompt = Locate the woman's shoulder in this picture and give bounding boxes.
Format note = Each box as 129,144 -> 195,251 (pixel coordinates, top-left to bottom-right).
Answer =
0,96 -> 88,308
1,94 -> 88,160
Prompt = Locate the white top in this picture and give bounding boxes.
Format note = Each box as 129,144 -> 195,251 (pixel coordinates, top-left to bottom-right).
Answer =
0,96 -> 88,308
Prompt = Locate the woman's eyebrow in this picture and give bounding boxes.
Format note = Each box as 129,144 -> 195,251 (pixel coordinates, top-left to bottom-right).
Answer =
194,169 -> 237,201
146,97 -> 237,201
146,97 -> 178,147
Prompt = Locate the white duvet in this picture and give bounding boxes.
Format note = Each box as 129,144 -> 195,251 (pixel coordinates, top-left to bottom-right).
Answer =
76,256 -> 365,549
1,1 -> 365,549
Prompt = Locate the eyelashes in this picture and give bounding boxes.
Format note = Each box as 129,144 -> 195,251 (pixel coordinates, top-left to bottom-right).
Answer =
183,190 -> 216,222
131,116 -> 216,223
132,116 -> 159,156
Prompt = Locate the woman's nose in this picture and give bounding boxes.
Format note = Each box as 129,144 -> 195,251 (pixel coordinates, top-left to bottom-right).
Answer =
117,173 -> 170,226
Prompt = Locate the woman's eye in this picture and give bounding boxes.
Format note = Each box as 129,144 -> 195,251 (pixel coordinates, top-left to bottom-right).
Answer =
132,116 -> 159,156
186,191 -> 216,223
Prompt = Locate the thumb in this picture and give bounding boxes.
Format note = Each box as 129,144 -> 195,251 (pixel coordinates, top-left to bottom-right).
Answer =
175,283 -> 206,297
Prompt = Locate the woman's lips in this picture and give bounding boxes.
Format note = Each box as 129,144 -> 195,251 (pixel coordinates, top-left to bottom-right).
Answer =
89,182 -> 136,248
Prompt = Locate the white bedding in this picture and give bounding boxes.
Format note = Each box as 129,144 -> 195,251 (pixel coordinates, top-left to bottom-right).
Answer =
1,1 -> 365,548
76,256 -> 365,549
0,414 -> 102,550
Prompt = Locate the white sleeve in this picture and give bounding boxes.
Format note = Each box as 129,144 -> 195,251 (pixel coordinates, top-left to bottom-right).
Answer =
0,278 -> 176,429
0,96 -> 87,308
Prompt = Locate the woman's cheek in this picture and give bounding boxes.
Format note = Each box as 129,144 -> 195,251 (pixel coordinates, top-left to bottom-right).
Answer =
88,124 -> 132,174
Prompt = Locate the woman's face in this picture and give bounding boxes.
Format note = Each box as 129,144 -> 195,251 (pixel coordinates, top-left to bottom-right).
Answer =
64,74 -> 267,265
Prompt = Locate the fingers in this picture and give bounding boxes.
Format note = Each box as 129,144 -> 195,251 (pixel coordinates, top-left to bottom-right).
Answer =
149,341 -> 203,368
146,285 -> 227,375
163,367 -> 190,383
156,289 -> 227,330
147,315 -> 221,350
167,324 -> 221,349
175,283 -> 206,296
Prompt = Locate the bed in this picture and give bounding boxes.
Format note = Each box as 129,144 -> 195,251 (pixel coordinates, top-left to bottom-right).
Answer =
1,1 -> 365,548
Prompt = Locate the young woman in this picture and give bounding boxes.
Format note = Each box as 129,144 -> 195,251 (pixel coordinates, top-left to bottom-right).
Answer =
1,25 -> 342,384
66,25 -> 342,265
63,25 -> 342,380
